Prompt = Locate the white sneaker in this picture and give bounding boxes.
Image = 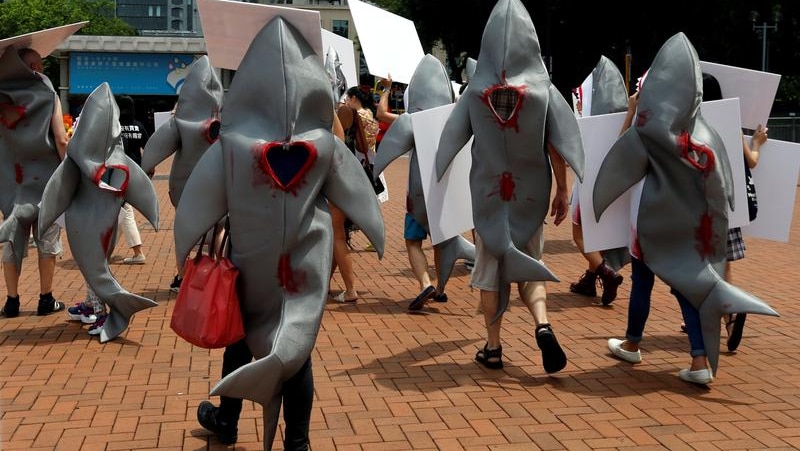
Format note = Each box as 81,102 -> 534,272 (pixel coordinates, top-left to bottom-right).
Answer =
678,368 -> 713,385
123,254 -> 146,265
80,312 -> 98,324
607,338 -> 642,363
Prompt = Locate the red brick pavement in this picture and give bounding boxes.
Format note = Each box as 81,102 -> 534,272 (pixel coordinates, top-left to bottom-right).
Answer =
1,155 -> 799,450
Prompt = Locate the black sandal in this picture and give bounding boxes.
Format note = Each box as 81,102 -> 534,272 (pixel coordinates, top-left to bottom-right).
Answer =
475,344 -> 503,369
727,313 -> 747,352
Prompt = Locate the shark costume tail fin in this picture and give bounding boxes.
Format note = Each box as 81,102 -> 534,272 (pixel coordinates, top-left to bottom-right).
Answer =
699,280 -> 779,376
434,235 -> 476,294
491,247 -> 558,323
99,290 -> 158,343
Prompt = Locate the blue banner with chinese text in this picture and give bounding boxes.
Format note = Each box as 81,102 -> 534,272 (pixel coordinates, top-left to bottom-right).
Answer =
69,52 -> 199,95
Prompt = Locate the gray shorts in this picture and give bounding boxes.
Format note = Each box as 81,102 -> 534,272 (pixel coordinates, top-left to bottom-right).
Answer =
470,225 -> 544,292
1,222 -> 63,262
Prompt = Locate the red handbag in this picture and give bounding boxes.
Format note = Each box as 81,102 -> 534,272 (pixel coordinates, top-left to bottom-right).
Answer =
170,220 -> 245,348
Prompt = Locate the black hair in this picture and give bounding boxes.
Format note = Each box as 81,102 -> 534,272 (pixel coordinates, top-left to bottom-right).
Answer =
116,95 -> 135,122
701,72 -> 722,102
346,86 -> 376,116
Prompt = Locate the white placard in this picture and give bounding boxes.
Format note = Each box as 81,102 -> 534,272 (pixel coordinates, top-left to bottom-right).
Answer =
153,111 -> 172,132
347,0 -> 424,84
742,139 -> 800,242
410,104 -> 473,245
700,61 -> 781,130
198,0 -> 322,70
321,29 -> 357,93
572,72 -> 593,118
578,98 -> 747,252
0,22 -> 87,58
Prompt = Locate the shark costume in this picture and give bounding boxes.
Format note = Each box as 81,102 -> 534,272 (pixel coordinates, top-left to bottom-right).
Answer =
39,82 -> 160,342
324,45 -> 347,103
141,55 -> 223,208
436,0 -> 584,322
173,17 -> 384,450
592,32 -> 778,376
0,48 -> 63,272
373,54 -> 475,302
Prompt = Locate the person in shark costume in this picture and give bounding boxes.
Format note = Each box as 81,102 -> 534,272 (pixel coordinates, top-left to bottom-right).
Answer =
38,82 -> 160,342
373,54 -> 476,311
324,45 -> 347,103
436,0 -> 584,373
594,32 -> 778,383
174,17 -> 385,450
568,55 -> 628,306
0,47 -> 69,318
140,55 -> 223,292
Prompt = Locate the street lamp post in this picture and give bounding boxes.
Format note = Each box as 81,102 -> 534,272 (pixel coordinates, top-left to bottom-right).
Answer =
751,11 -> 778,72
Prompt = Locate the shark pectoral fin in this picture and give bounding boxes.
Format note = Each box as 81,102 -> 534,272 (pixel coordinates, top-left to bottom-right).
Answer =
593,129 -> 649,221
434,235 -> 476,293
324,140 -> 385,257
373,113 -> 413,177
174,142 -> 228,268
435,99 -> 472,181
99,291 -> 158,343
211,353 -> 283,407
141,116 -> 179,174
123,156 -> 159,231
700,280 -> 779,375
547,85 -> 586,181
39,158 -> 79,232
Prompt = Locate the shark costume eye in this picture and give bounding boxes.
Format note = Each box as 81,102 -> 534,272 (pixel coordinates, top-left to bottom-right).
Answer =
201,118 -> 221,143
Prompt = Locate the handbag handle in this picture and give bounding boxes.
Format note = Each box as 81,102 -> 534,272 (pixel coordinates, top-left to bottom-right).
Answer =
190,216 -> 231,263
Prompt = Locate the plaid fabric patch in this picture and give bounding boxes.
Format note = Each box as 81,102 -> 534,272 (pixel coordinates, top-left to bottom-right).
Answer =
726,227 -> 746,261
490,88 -> 519,121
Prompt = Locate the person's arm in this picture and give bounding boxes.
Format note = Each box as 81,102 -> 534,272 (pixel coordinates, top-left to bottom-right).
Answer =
376,76 -> 399,125
620,92 -> 638,135
332,109 -> 345,141
743,123 -> 767,169
547,143 -> 569,226
50,95 -> 69,159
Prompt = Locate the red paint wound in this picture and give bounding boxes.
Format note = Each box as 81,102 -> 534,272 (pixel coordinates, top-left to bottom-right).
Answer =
695,212 -> 715,259
635,109 -> 650,127
14,164 -> 22,184
0,103 -> 26,129
480,72 -> 526,132
101,228 -> 114,253
499,171 -> 515,201
678,132 -> 716,176
278,254 -> 299,293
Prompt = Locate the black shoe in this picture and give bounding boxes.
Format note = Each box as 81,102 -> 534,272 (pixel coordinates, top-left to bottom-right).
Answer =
433,292 -> 448,303
597,261 -> 623,306
2,296 -> 20,318
36,293 -> 65,316
197,401 -> 238,445
170,275 -> 182,293
569,270 -> 597,297
536,324 -> 567,374
475,344 -> 503,369
408,285 -> 436,311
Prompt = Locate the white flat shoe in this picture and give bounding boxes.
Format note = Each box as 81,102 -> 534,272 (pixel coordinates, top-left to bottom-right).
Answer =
678,368 -> 713,385
607,338 -> 642,363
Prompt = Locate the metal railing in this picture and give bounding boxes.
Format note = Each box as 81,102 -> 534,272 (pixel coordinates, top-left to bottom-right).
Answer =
766,116 -> 800,143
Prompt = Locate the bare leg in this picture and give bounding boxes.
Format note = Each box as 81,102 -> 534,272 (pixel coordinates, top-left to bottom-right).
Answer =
406,239 -> 432,290
38,254 -> 56,294
572,223 -> 603,271
3,262 -> 19,297
519,280 -> 547,326
329,203 -> 357,300
480,289 -> 502,349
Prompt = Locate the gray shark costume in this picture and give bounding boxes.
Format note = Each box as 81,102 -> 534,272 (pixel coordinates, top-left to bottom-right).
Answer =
0,48 -> 63,271
173,17 -> 384,449
436,0 -> 584,321
324,45 -> 347,103
141,55 -> 223,208
373,54 -> 475,296
39,82 -> 160,342
592,33 -> 778,375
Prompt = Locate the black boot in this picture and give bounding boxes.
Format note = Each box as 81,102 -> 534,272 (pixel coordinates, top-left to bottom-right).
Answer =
197,401 -> 238,444
37,292 -> 64,316
2,296 -> 20,318
596,261 -> 623,306
569,270 -> 597,297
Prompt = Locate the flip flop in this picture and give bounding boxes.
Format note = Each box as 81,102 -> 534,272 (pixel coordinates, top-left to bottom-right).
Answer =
332,292 -> 357,303
727,313 -> 747,352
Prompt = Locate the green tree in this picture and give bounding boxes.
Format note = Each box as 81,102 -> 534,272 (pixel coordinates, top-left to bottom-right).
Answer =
0,0 -> 135,39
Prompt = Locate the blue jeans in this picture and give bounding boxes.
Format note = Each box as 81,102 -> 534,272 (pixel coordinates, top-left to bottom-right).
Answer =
626,258 -> 706,357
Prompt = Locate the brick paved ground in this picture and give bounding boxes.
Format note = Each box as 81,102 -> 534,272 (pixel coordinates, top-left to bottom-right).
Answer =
1,155 -> 799,450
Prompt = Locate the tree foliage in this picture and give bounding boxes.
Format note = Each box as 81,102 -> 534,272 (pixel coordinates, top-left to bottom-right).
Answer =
0,0 -> 136,39
372,0 -> 799,113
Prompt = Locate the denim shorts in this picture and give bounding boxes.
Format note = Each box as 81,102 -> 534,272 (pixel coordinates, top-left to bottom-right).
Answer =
404,213 -> 428,241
